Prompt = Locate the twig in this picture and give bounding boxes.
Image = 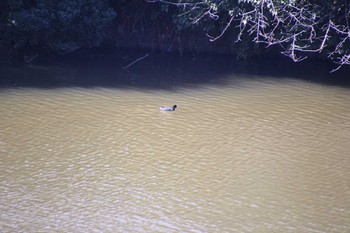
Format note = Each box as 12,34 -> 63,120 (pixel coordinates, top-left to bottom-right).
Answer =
207,15 -> 235,42
24,54 -> 39,64
123,53 -> 149,69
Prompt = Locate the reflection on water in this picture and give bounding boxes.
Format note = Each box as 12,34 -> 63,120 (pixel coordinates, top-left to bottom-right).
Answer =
1,58 -> 350,232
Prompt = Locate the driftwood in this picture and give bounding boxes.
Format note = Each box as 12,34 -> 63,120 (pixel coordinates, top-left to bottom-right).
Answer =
24,54 -> 39,64
123,53 -> 149,69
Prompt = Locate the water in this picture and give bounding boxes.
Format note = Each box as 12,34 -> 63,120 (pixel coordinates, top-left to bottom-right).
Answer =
1,56 -> 350,232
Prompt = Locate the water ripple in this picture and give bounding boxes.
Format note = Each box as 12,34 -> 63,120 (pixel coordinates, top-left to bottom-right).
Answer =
1,80 -> 350,232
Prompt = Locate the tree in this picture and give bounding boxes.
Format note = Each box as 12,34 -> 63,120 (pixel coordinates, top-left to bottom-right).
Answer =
1,0 -> 116,55
147,0 -> 350,72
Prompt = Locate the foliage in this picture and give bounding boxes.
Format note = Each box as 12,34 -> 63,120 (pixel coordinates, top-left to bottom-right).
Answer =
1,0 -> 116,54
109,0 -> 200,53
148,0 -> 350,71
1,0 -> 349,71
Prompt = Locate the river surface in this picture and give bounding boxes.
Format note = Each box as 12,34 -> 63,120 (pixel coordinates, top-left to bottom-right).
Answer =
1,55 -> 350,232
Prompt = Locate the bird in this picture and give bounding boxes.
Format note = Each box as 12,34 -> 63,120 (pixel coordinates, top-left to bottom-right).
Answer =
160,105 -> 177,111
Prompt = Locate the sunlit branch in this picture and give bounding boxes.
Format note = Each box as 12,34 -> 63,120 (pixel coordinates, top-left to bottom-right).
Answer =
207,15 -> 234,42
146,0 -> 205,7
151,0 -> 350,71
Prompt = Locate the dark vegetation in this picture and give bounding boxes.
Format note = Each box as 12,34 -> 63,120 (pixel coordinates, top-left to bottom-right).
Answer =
0,0 -> 349,72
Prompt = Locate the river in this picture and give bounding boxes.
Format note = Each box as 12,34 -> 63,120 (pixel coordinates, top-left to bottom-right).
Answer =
1,54 -> 350,232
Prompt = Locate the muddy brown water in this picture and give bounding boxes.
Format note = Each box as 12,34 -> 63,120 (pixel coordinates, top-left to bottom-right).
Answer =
1,58 -> 350,232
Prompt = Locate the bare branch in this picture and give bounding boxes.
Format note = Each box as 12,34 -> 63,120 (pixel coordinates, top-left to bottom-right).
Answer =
207,15 -> 235,42
151,0 -> 350,71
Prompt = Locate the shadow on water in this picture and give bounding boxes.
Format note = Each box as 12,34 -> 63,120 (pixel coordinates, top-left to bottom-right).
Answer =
1,49 -> 350,90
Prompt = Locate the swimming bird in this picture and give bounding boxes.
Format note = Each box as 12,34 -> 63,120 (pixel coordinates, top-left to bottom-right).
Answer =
160,105 -> 177,111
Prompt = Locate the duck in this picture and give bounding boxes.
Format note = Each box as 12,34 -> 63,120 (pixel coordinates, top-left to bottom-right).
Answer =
160,105 -> 177,111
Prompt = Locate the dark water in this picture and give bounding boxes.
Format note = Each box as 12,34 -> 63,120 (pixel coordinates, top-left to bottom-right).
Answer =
1,50 -> 350,89
1,53 -> 350,232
